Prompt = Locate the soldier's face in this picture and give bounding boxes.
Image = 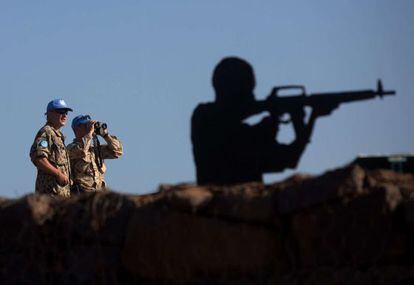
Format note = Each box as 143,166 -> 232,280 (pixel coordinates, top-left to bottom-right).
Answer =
79,125 -> 88,136
48,110 -> 68,128
74,124 -> 88,138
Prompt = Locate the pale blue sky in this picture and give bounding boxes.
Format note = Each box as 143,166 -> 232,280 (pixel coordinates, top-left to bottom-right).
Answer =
0,1 -> 413,197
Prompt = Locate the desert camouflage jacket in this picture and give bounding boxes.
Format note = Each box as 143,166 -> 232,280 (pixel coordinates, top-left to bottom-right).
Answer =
30,124 -> 71,197
67,134 -> 123,192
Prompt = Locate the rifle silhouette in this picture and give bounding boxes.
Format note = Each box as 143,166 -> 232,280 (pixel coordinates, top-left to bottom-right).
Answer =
255,79 -> 395,121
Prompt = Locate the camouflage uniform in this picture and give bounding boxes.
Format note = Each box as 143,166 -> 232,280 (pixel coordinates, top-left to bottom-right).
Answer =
30,124 -> 71,197
67,134 -> 123,192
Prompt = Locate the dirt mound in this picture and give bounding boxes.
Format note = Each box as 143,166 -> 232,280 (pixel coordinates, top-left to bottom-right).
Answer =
1,165 -> 414,284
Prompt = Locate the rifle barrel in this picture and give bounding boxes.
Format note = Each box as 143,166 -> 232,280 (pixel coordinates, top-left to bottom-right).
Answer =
310,89 -> 395,104
255,87 -> 396,114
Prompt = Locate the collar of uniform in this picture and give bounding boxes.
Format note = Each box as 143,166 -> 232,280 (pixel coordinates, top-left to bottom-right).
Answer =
72,137 -> 84,144
45,123 -> 64,138
74,132 -> 93,142
73,137 -> 90,147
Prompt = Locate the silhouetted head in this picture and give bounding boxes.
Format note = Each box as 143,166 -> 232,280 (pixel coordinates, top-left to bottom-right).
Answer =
212,57 -> 255,104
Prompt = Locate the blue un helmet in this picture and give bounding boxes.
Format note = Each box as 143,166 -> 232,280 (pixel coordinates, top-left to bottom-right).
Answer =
71,115 -> 92,129
46,99 -> 73,112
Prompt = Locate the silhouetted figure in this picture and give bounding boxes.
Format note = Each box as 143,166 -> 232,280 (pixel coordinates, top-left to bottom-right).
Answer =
191,57 -> 336,185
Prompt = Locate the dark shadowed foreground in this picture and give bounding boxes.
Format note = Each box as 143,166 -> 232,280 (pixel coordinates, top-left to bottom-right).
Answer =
1,165 -> 414,284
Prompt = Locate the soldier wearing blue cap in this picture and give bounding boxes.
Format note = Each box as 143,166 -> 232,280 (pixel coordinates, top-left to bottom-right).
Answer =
67,115 -> 123,192
29,99 -> 73,197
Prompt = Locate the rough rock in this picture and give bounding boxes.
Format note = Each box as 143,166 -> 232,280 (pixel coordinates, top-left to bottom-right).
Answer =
1,165 -> 414,284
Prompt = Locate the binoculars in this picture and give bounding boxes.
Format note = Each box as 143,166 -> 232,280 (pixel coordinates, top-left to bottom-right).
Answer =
94,121 -> 107,135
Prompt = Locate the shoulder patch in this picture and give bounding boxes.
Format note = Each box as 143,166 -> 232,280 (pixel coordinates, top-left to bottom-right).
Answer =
38,140 -> 49,148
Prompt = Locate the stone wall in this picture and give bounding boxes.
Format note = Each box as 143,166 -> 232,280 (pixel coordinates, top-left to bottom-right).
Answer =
1,165 -> 414,284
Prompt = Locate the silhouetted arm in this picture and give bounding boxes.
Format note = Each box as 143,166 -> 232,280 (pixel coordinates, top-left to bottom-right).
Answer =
257,108 -> 313,172
260,102 -> 338,172
281,109 -> 317,169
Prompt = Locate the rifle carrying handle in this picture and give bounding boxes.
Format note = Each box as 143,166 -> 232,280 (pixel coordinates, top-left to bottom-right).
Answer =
271,85 -> 307,97
268,85 -> 307,124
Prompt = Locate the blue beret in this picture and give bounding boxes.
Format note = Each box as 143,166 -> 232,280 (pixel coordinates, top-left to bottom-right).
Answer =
46,99 -> 73,112
71,115 -> 92,129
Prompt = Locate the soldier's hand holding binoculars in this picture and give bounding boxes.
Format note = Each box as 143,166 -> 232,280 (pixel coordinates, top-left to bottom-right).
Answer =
94,121 -> 108,137
86,120 -> 96,137
84,120 -> 108,137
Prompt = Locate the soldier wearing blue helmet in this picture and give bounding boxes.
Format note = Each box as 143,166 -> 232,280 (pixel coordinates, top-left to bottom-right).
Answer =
67,114 -> 123,193
30,99 -> 73,197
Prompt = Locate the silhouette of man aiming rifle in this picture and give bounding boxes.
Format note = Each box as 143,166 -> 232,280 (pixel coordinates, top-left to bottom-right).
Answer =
191,57 -> 337,185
